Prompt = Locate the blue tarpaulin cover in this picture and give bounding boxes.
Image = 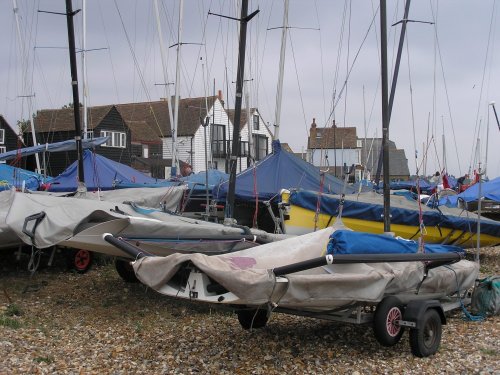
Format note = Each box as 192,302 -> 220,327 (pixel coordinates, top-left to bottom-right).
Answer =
47,150 -> 176,192
0,164 -> 50,191
439,177 -> 500,207
327,230 -> 465,255
214,141 -> 358,202
180,170 -> 229,193
0,137 -> 109,161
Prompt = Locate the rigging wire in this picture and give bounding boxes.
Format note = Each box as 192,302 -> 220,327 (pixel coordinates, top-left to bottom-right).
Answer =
428,1 -> 461,176
287,30 -> 308,140
325,5 -> 379,128
468,0 -> 497,174
113,0 -> 167,143
313,0 -> 326,123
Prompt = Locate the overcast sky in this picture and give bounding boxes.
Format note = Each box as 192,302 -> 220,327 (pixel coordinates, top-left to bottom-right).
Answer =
1,0 -> 499,178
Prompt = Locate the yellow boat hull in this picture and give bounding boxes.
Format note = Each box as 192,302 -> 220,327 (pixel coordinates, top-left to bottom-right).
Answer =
282,195 -> 500,248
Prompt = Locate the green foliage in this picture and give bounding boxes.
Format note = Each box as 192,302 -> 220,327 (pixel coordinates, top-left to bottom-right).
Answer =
0,316 -> 22,329
34,356 -> 54,364
5,303 -> 22,317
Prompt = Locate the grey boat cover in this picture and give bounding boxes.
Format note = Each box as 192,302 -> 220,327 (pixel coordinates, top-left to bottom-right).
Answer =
1,189 -> 285,256
133,227 -> 479,310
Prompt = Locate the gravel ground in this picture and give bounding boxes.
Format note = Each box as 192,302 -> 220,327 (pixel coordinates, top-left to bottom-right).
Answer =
0,247 -> 499,374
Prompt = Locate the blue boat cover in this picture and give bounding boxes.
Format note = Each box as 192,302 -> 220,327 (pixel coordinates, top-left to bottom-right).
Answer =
439,176 -> 500,207
0,164 -> 50,191
181,170 -> 229,193
0,137 -> 109,161
214,141 -> 358,202
47,150 -> 176,192
289,190 -> 500,238
327,230 -> 465,255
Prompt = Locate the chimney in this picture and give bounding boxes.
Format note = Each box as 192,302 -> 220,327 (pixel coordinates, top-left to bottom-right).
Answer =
309,118 -> 317,149
217,90 -> 224,107
332,119 -> 337,128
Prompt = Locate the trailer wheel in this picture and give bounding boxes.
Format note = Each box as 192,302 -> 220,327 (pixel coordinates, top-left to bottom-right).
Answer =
66,249 -> 92,273
237,309 -> 268,329
409,308 -> 442,357
115,259 -> 138,283
373,296 -> 405,346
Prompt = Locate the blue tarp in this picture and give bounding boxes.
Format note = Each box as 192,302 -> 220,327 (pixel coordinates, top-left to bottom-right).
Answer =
289,189 -> 500,238
47,150 -> 176,192
180,170 -> 229,194
390,179 -> 436,194
0,137 -> 109,161
439,177 -> 500,207
214,141 -> 359,202
327,230 -> 464,255
0,164 -> 50,191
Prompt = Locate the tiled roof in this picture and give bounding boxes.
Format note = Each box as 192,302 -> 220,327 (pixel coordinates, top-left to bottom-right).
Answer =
34,106 -> 113,133
308,126 -> 358,149
126,121 -> 162,143
114,96 -> 217,137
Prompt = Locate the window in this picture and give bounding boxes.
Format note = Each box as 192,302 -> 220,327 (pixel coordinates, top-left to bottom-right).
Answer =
100,130 -> 126,148
0,129 -> 5,144
253,134 -> 268,160
211,124 -> 226,158
253,114 -> 259,130
357,139 -> 363,147
86,131 -> 94,140
142,144 -> 149,158
239,141 -> 249,157
0,146 -> 6,154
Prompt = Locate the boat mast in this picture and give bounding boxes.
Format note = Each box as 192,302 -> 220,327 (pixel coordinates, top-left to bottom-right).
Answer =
225,0 -> 259,221
12,0 -> 41,173
65,0 -> 85,190
171,0 -> 184,177
82,0 -> 88,140
153,0 -> 175,170
374,0 -> 411,186
273,0 -> 289,141
380,0 -> 391,232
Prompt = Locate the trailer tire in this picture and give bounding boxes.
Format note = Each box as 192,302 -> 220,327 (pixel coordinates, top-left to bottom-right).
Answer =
237,309 -> 268,329
373,296 -> 405,346
115,259 -> 138,283
66,249 -> 93,274
409,308 -> 442,357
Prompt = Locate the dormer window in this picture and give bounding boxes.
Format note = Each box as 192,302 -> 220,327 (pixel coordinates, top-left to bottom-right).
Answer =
316,129 -> 322,139
253,114 -> 259,130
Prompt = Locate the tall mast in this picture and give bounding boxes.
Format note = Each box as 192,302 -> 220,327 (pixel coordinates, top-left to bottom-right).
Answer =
12,0 -> 41,172
82,0 -> 88,139
380,0 -> 391,232
374,0 -> 411,185
153,0 -> 175,159
171,0 -> 184,177
65,0 -> 85,190
225,0 -> 259,220
273,0 -> 289,141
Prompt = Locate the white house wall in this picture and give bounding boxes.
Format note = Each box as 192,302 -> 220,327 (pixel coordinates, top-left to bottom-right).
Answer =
162,100 -> 273,174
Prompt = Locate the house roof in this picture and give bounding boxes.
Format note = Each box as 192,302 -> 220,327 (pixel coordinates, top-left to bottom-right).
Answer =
226,108 -> 254,130
34,106 -> 114,133
308,125 -> 358,149
126,120 -> 162,144
34,96 -> 220,142
114,96 -> 217,137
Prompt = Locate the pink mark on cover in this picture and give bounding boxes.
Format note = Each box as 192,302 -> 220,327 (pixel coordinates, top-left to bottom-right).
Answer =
227,256 -> 256,270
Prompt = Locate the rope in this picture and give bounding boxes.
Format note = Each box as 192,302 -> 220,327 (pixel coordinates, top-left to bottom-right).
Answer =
313,172 -> 326,232
252,166 -> 258,228
444,265 -> 484,322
